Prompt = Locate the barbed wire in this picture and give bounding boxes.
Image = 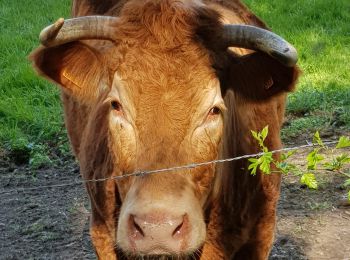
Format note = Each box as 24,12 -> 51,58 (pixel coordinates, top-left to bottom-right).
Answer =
0,140 -> 340,195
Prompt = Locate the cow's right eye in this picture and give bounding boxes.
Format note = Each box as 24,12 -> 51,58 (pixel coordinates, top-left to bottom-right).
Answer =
111,100 -> 123,114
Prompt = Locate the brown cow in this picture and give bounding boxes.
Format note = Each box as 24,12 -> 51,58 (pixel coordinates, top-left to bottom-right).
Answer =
30,0 -> 299,259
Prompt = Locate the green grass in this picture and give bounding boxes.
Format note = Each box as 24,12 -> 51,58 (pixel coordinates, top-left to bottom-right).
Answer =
0,0 -> 71,159
0,0 -> 349,163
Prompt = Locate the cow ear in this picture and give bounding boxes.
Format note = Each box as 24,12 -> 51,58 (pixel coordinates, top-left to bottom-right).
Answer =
222,52 -> 300,100
30,42 -> 109,104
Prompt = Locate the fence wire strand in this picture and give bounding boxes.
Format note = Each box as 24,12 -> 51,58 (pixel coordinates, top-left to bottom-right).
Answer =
0,140 -> 339,195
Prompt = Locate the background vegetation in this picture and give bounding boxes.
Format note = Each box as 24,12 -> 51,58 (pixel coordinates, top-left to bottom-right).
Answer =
0,0 -> 349,165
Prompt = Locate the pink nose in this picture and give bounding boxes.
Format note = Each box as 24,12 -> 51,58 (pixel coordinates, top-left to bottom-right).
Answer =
128,212 -> 189,254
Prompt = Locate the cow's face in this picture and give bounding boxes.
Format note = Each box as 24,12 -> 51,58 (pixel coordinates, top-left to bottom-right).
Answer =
106,42 -> 224,254
32,7 -> 226,256
31,0 -> 298,257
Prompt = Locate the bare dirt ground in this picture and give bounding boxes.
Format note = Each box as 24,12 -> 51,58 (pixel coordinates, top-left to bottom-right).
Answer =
0,148 -> 349,259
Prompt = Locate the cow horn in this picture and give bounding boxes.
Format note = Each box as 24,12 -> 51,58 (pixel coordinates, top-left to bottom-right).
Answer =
39,16 -> 119,47
223,25 -> 298,67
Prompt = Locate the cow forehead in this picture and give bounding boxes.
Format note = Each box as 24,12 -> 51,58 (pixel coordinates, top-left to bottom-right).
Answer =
104,0 -> 221,112
108,45 -> 222,160
108,0 -> 218,96
117,45 -> 216,93
105,0 -> 223,152
112,46 -> 220,122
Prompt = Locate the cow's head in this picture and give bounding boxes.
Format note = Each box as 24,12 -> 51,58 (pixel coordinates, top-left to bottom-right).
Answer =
31,0 -> 298,257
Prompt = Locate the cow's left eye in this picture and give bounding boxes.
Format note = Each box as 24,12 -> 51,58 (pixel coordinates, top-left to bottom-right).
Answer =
208,106 -> 221,116
205,106 -> 222,123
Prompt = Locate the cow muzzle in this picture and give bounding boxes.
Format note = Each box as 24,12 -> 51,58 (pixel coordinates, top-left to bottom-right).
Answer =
116,183 -> 206,256
128,211 -> 190,254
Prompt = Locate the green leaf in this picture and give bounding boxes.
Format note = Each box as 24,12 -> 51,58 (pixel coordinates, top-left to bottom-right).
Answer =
324,161 -> 337,171
260,159 -> 271,174
261,126 -> 269,142
259,152 -> 273,174
276,161 -> 288,173
338,154 -> 350,162
348,190 -> 350,202
281,150 -> 296,161
343,179 -> 350,187
251,130 -> 259,141
325,154 -> 350,171
248,152 -> 273,175
251,127 -> 270,152
249,126 -> 272,173
336,136 -> 350,149
275,161 -> 299,174
307,149 -> 324,170
313,131 -> 324,147
300,173 -> 318,189
248,158 -> 259,175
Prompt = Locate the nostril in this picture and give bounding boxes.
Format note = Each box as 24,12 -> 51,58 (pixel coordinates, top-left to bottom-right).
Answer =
129,215 -> 145,238
172,221 -> 184,237
133,218 -> 145,237
172,214 -> 188,239
129,213 -> 190,241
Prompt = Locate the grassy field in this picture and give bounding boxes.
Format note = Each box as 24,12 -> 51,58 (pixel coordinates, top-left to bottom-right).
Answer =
0,0 -> 349,165
0,0 -> 71,165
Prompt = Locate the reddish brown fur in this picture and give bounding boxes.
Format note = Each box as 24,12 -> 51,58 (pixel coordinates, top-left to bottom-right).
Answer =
30,0 -> 299,259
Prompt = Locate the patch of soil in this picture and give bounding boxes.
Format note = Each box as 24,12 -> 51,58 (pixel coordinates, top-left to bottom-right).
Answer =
0,148 -> 349,259
0,158 -> 95,259
272,149 -> 350,260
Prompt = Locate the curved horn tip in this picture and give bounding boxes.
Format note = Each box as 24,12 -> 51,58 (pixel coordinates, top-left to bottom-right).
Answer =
39,18 -> 65,47
284,46 -> 298,67
54,18 -> 65,29
270,49 -> 298,67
